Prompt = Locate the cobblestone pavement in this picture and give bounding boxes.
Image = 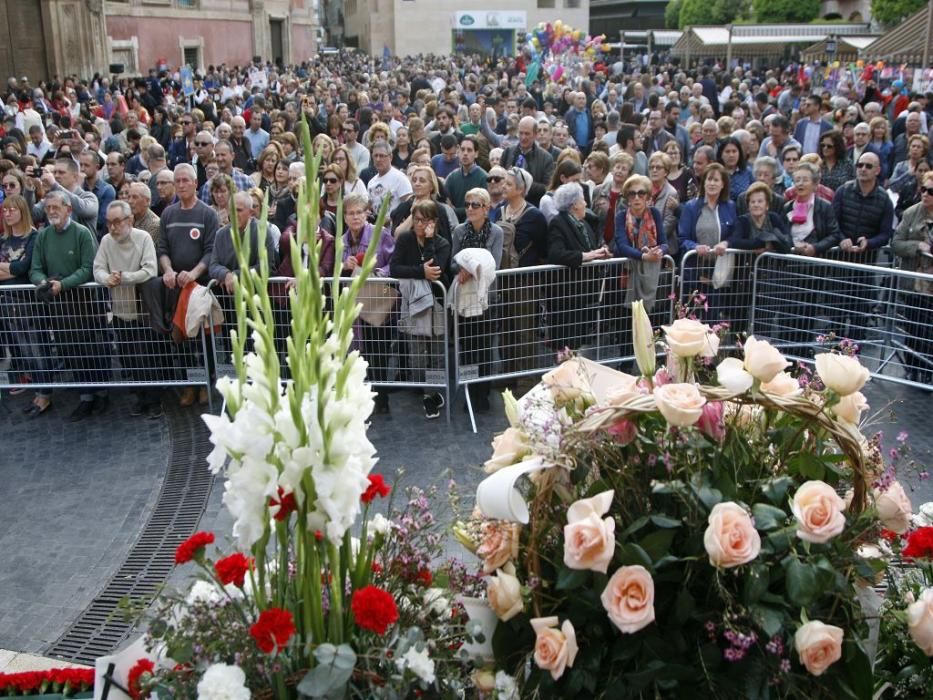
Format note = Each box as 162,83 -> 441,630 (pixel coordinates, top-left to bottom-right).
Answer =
1,379 -> 929,655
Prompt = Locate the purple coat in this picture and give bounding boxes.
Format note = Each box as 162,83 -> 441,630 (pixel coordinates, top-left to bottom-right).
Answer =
342,223 -> 394,277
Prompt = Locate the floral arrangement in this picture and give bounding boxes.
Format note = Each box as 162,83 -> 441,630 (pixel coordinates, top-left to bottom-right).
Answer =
461,301 -> 931,698
0,668 -> 94,697
125,120 -> 482,698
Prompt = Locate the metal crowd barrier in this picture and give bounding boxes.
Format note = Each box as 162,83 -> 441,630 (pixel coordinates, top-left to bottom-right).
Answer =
450,257 -> 677,432
0,282 -> 214,407
750,252 -> 933,390
210,277 -> 451,423
678,247 -> 896,349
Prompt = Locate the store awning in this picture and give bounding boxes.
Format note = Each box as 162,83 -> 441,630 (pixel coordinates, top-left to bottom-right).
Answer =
670,22 -> 876,59
859,4 -> 933,65
800,36 -> 877,63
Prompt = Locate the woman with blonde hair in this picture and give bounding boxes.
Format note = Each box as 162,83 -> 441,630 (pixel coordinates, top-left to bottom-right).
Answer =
391,164 -> 457,243
312,133 -> 335,163
332,145 -> 367,197
868,116 -> 893,180
646,152 -> 680,253
250,145 -> 280,191
209,174 -> 235,226
363,122 -> 393,150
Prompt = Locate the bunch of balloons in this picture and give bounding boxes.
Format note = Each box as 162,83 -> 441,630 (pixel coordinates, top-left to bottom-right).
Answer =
525,20 -> 609,61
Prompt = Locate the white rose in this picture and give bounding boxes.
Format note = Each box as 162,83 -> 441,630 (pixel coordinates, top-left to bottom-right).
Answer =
742,336 -> 789,382
874,480 -> 913,534
197,663 -> 251,700
423,588 -> 449,616
716,357 -> 754,394
654,383 -> 706,426
542,358 -> 592,403
662,318 -> 713,358
832,391 -> 868,425
914,502 -> 933,527
699,331 -> 721,358
396,645 -> 436,684
814,353 -> 870,396
760,372 -> 801,396
907,588 -> 933,656
487,563 -> 523,621
484,427 -> 530,473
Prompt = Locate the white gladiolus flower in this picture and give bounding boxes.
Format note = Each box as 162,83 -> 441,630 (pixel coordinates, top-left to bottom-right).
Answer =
369,513 -> 391,536
196,663 -> 251,700
396,645 -> 436,684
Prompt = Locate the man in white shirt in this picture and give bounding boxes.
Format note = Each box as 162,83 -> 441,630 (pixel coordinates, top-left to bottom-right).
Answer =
366,142 -> 412,215
343,119 -> 371,175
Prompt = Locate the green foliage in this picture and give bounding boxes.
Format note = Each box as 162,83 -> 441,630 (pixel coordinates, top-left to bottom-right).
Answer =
665,0 -> 684,29
871,0 -> 926,26
753,0 -> 820,23
679,0 -> 748,28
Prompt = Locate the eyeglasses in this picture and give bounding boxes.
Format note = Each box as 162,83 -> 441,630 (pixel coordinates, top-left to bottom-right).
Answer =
180,120 -> 193,125
196,141 -> 212,146
323,177 -> 339,184
627,190 -> 649,198
2,208 -> 17,214
487,176 -> 503,183
2,182 -> 17,189
856,162 -> 875,169
648,164 -> 665,171
412,216 -> 429,224
106,216 -> 129,226
922,186 -> 933,196
465,201 -> 485,209
820,143 -> 834,149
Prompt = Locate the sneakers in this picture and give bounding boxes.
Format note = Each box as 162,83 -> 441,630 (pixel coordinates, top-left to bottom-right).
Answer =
179,387 -> 196,406
423,392 -> 445,420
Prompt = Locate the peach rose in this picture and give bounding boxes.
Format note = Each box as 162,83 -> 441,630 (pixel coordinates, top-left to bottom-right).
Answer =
477,522 -> 521,573
483,427 -> 530,473
703,502 -> 761,568
530,616 -> 578,680
743,336 -> 790,382
794,620 -> 844,676
563,490 -> 616,573
792,481 -> 846,544
760,371 -> 802,396
542,359 -> 592,403
874,480 -> 913,534
487,563 -> 523,621
814,353 -> 870,396
600,565 -> 656,634
654,383 -> 706,427
662,318 -> 713,358
907,587 -> 933,656
832,391 -> 868,425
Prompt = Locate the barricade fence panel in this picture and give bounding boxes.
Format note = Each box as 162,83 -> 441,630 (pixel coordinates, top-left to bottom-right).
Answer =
679,247 -> 897,351
451,257 -> 677,388
212,277 -> 450,398
0,282 -> 212,392
750,252 -> 933,389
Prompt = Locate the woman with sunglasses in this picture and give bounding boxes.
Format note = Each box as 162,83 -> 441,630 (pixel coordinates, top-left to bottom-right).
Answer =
613,175 -> 669,351
818,130 -> 853,193
1,170 -> 26,198
320,163 -> 345,217
892,169 -> 933,384
451,188 -> 503,413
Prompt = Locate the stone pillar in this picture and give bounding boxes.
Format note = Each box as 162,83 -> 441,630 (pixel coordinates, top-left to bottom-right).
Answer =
41,0 -> 109,80
250,0 -> 270,61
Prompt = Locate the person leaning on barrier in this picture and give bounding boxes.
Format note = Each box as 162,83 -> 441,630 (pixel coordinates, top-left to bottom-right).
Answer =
340,192 -> 396,415
547,182 -> 612,352
451,187 -> 503,414
0,194 -> 40,398
93,200 -> 162,418
210,192 -> 278,295
891,170 -> 933,385
390,198 -> 451,420
733,182 -> 792,254
736,157 -> 784,216
155,162 -> 219,407
784,162 -> 841,258
28,189 -> 109,421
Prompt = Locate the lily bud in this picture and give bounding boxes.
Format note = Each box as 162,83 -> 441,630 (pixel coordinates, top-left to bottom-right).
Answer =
631,300 -> 656,377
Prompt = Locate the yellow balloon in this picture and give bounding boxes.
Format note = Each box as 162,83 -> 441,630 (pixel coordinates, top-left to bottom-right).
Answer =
832,60 -> 840,68
555,20 -> 563,30
573,30 -> 583,41
601,43 -> 610,52
856,59 -> 864,68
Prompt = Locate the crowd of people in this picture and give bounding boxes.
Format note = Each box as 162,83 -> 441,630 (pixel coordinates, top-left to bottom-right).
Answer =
0,48 -> 931,422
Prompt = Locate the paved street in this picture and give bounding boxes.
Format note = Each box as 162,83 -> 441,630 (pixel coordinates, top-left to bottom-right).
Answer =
0,379 -> 929,656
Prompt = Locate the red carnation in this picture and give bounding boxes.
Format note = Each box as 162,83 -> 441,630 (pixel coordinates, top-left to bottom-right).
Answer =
880,528 -> 900,543
416,568 -> 433,587
215,552 -> 253,587
174,531 -> 214,565
250,608 -> 296,654
371,561 -> 383,575
903,527 -> 933,560
361,474 -> 391,503
351,585 -> 399,635
127,658 -> 155,700
269,487 -> 298,522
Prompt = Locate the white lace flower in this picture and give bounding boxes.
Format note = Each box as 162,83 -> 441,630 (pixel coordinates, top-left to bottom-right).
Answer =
196,663 -> 251,700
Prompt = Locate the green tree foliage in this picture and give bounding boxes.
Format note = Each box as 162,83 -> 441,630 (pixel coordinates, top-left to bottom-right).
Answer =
665,0 -> 684,29
679,0 -> 748,28
871,0 -> 926,26
752,0 -> 820,22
